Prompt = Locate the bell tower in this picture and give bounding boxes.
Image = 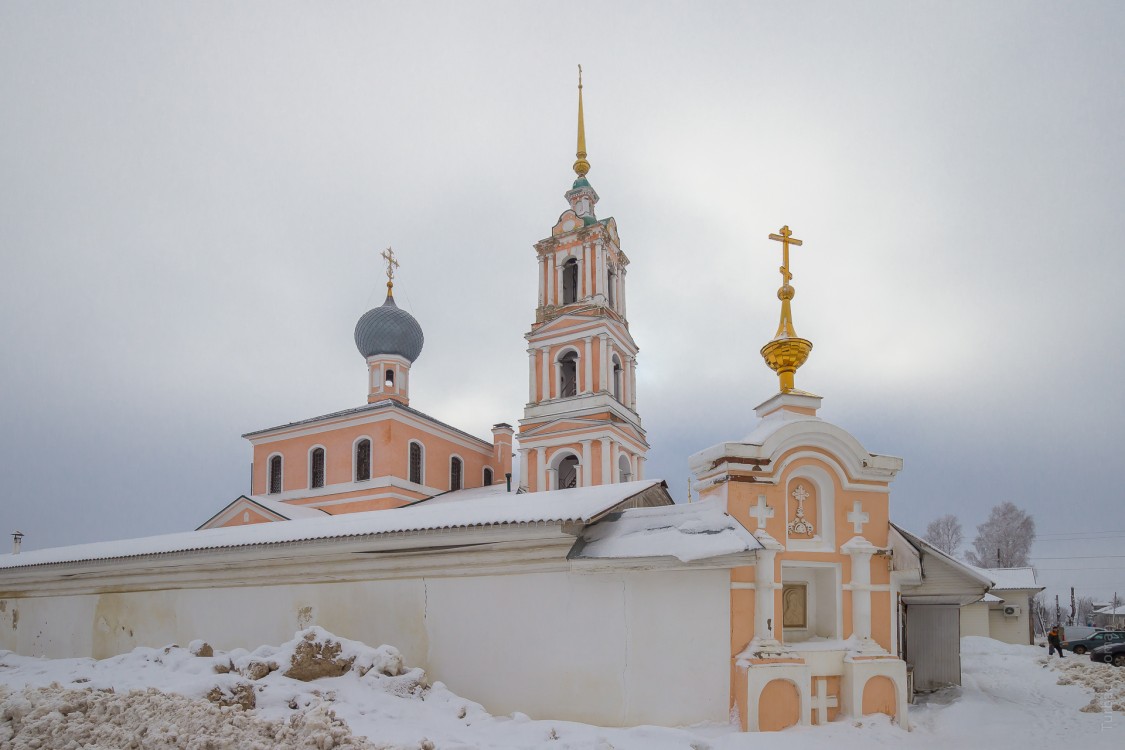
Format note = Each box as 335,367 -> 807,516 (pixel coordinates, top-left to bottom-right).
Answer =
518,69 -> 649,492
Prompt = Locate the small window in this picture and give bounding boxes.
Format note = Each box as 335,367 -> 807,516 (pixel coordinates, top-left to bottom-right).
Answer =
618,454 -> 632,483
450,456 -> 463,491
559,351 -> 578,398
310,447 -> 325,489
268,455 -> 283,494
484,467 -> 494,486
385,369 -> 395,387
355,439 -> 371,482
562,258 -> 579,304
409,442 -> 424,485
557,455 -> 579,489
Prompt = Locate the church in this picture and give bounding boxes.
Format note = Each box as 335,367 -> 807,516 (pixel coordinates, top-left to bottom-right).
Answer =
0,74 -> 990,732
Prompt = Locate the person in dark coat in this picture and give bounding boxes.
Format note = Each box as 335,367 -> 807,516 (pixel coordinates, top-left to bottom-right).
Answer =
1048,626 -> 1065,657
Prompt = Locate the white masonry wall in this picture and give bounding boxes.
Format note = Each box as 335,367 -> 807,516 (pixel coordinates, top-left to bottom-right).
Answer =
0,567 -> 730,728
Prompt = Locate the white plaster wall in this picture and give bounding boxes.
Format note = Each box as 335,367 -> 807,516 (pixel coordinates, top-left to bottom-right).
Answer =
988,606 -> 1032,645
959,603 -> 990,638
0,568 -> 731,727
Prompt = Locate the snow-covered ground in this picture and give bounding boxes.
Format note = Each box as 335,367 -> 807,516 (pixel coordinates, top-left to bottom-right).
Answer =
1,631 -> 1121,749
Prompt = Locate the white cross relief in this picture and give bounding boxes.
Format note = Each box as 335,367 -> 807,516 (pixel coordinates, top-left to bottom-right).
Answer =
811,677 -> 838,725
847,500 -> 870,535
749,494 -> 774,530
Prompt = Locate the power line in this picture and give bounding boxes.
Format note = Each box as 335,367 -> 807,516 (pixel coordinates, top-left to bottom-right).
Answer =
1033,554 -> 1125,560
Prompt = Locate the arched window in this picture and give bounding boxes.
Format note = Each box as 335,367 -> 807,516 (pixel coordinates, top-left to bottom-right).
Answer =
618,454 -> 632,483
484,467 -> 494,486
310,447 -> 325,489
409,442 -> 424,485
450,456 -> 463,491
559,350 -> 578,398
268,455 -> 283,494
384,369 -> 395,387
355,439 -> 371,482
612,355 -> 623,401
562,257 -> 579,304
557,455 -> 579,489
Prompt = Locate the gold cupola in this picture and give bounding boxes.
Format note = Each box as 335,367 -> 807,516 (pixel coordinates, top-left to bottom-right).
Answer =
760,225 -> 813,393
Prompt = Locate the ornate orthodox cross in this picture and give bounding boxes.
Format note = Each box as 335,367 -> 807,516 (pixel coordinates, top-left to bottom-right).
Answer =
381,246 -> 400,283
787,484 -> 815,536
768,225 -> 803,285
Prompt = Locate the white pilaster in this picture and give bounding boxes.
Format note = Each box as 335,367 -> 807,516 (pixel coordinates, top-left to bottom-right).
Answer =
600,437 -> 611,484
629,356 -> 638,410
637,456 -> 645,480
537,256 -> 546,306
527,350 -> 536,402
599,334 -> 608,392
540,348 -> 549,401
755,546 -> 779,639
610,441 -> 619,483
582,336 -> 592,393
546,467 -> 558,492
536,446 -> 547,493
842,536 -> 878,641
581,440 -> 592,487
546,255 -> 555,306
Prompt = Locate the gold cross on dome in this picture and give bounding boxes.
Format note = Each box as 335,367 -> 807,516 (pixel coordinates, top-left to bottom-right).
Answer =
381,246 -> 400,282
768,225 -> 803,285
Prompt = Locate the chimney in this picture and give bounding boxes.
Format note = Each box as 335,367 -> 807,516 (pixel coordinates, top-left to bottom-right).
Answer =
491,423 -> 515,481
12,531 -> 23,555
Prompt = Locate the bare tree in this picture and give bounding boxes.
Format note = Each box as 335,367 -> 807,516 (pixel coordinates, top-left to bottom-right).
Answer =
924,514 -> 963,556
965,501 -> 1036,568
1076,596 -> 1096,626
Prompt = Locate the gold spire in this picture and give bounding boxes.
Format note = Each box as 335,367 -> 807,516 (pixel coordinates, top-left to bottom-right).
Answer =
381,246 -> 400,296
573,65 -> 590,178
760,226 -> 813,393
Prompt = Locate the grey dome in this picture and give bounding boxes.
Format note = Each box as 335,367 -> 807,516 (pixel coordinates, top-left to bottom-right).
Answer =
354,294 -> 424,362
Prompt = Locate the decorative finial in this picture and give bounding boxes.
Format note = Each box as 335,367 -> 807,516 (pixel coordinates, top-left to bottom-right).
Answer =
760,226 -> 813,393
381,246 -> 400,296
573,65 -> 590,178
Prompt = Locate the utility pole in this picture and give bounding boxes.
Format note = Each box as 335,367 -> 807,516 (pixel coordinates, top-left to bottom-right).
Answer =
1054,594 -> 1061,627
1069,587 -> 1076,627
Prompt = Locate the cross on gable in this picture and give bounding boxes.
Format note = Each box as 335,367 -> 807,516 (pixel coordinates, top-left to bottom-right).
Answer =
749,494 -> 775,530
848,500 -> 870,535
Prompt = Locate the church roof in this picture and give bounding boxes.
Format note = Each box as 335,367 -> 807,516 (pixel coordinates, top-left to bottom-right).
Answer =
0,480 -> 672,571
242,398 -> 492,449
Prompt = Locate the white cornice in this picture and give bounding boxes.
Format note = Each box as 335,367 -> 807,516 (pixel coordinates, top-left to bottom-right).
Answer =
247,408 -> 494,454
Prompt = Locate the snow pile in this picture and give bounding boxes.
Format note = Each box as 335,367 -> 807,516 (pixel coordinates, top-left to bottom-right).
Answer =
1052,655 -> 1125,713
0,684 -> 372,750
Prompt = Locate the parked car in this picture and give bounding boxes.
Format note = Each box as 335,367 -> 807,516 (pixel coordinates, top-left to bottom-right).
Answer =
1062,630 -> 1125,655
1090,641 -> 1125,667
1060,625 -> 1101,642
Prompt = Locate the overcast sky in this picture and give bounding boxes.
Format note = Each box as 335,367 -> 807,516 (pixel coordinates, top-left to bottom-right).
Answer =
1,2 -> 1122,605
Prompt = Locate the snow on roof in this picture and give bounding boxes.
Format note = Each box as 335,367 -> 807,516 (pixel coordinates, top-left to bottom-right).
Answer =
979,566 -> 1041,591
571,498 -> 761,563
0,480 -> 669,570
889,523 -> 996,590
1094,604 -> 1125,615
982,593 -> 1004,603
244,496 -> 331,520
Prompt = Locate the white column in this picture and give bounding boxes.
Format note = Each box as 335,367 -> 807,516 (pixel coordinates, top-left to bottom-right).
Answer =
540,348 -> 550,401
755,548 -> 779,640
621,355 -> 630,407
581,440 -> 592,487
620,268 -> 627,318
599,334 -> 608,392
583,243 -> 592,298
599,437 -> 611,485
527,349 -> 536,402
594,241 -> 604,298
518,449 -> 528,491
583,336 -> 592,393
546,467 -> 558,491
629,357 -> 638,410
637,456 -> 645,480
537,256 -> 546,306
545,255 -> 555,306
842,537 -> 878,641
536,446 -> 547,493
